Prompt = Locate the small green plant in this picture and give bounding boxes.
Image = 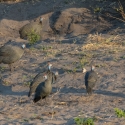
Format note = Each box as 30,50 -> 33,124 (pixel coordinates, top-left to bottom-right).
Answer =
73,39 -> 77,44
94,7 -> 101,13
39,45 -> 52,51
114,108 -> 125,118
3,81 -> 9,86
73,67 -> 77,73
0,66 -> 5,71
27,30 -> 40,45
79,57 -> 89,67
23,118 -> 29,122
120,55 -> 125,59
23,81 -> 30,86
74,117 -> 94,125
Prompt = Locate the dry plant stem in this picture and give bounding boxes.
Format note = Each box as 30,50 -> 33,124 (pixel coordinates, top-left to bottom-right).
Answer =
118,0 -> 125,20
106,13 -> 125,22
50,85 -> 63,119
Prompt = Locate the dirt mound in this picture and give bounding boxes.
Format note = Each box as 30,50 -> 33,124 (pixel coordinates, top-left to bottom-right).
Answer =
49,8 -> 111,37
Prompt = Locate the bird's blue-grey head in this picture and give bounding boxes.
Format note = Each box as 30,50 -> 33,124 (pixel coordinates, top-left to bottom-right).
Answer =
82,68 -> 87,73
91,65 -> 95,71
54,71 -> 58,76
21,44 -> 26,49
48,63 -> 52,70
40,17 -> 44,24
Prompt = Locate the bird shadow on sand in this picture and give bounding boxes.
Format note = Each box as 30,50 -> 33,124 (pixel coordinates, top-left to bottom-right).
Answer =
52,86 -> 86,94
53,86 -> 125,99
0,80 -> 27,96
95,90 -> 125,99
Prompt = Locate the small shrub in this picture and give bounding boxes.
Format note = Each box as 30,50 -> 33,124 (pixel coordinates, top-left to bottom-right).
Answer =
74,117 -> 94,125
114,108 -> 125,118
118,0 -> 125,20
94,7 -> 101,13
23,82 -> 30,86
27,30 -> 40,45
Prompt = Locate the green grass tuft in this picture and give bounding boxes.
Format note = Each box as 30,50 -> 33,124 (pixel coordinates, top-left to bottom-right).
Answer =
114,108 -> 125,118
27,30 -> 40,45
74,117 -> 95,125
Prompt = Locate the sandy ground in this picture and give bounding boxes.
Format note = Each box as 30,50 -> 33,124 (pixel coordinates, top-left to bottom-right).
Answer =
0,0 -> 125,125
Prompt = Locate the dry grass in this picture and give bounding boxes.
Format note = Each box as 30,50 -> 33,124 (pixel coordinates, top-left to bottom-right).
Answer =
82,33 -> 125,51
118,0 -> 125,21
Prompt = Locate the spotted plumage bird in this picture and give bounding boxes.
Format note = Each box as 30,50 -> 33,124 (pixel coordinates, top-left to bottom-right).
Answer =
0,43 -> 25,71
28,63 -> 55,97
19,17 -> 44,39
33,71 -> 58,103
84,66 -> 98,95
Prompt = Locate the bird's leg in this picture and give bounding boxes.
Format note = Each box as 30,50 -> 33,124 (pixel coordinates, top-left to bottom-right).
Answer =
45,97 -> 49,105
8,64 -> 14,72
45,98 -> 47,104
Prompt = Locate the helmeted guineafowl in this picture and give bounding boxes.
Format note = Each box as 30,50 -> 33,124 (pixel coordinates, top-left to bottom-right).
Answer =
33,71 -> 58,103
0,44 -> 25,71
19,17 -> 44,39
28,63 -> 53,97
84,66 -> 98,95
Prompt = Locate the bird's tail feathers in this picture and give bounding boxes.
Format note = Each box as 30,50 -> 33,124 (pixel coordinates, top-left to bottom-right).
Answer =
33,96 -> 41,103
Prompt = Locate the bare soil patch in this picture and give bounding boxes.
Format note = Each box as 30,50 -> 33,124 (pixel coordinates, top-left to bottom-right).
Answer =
0,0 -> 125,125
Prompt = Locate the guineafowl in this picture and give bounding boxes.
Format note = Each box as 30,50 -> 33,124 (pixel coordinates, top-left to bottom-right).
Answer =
0,44 -> 25,71
33,71 -> 58,103
84,66 -> 98,95
19,17 -> 44,39
28,63 -> 53,97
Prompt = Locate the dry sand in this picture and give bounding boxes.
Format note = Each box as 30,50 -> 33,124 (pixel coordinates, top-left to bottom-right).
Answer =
0,0 -> 125,125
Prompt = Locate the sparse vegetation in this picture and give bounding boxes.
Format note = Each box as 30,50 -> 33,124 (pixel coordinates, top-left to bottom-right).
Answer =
82,33 -> 125,51
27,30 -> 40,45
74,117 -> 96,125
23,118 -> 29,122
117,0 -> 125,20
0,66 -> 5,71
94,6 -> 101,13
39,45 -> 53,51
0,0 -> 125,125
114,108 -> 125,118
23,81 -> 30,86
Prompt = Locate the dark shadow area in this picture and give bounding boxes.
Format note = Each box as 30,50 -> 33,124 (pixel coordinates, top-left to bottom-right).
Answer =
0,79 -> 27,96
95,90 -> 125,98
54,86 -> 125,99
57,86 -> 86,94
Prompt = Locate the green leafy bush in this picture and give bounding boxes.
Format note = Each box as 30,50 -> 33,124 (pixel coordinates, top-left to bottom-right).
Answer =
27,30 -> 40,45
114,108 -> 125,118
74,117 -> 94,125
